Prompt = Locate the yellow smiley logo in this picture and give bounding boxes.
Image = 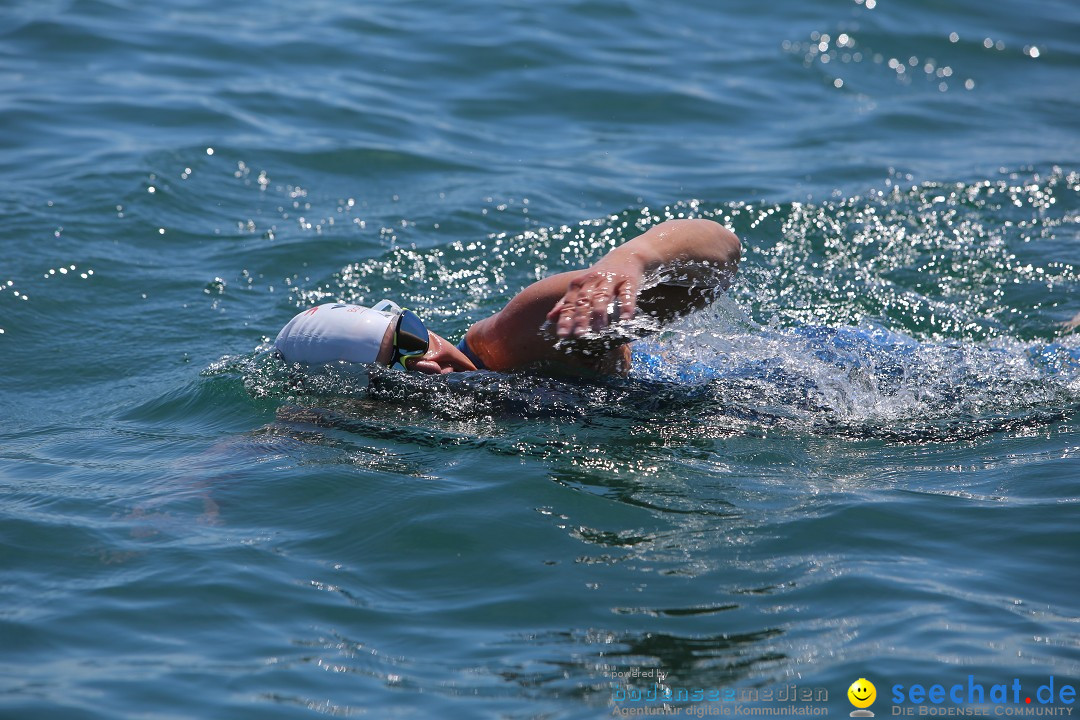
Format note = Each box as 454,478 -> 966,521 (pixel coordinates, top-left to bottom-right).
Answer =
848,678 -> 877,712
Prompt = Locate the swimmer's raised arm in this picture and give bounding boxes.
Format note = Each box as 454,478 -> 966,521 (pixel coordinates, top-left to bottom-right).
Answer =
546,219 -> 740,339
463,219 -> 740,373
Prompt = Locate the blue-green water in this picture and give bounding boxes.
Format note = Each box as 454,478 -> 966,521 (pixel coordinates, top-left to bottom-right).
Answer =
2,1 -> 1079,718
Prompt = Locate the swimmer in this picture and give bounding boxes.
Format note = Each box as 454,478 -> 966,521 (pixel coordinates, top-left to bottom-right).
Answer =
274,219 -> 740,377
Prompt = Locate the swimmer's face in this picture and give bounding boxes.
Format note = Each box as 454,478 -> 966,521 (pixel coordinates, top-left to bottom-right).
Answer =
376,323 -> 477,374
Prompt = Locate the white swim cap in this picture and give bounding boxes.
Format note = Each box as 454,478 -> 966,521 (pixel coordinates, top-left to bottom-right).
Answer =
274,301 -> 399,365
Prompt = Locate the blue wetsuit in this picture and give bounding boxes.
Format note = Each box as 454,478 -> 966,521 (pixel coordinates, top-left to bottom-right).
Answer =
456,336 -> 487,370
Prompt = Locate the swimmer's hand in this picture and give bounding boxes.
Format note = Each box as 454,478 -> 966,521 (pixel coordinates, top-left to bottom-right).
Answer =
546,254 -> 645,339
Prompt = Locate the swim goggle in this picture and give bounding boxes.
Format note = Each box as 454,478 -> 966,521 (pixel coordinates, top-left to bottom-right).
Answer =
371,299 -> 430,370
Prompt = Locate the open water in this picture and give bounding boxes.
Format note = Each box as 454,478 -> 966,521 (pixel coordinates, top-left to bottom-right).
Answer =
1,1 -> 1078,718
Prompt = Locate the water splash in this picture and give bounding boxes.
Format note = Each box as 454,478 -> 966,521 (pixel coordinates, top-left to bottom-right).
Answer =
730,168 -> 1079,342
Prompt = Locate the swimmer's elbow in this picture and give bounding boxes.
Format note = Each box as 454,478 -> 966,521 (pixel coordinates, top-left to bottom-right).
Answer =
693,219 -> 740,292
664,218 -> 741,262
681,218 -> 740,270
704,219 -> 741,262
727,230 -> 741,269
